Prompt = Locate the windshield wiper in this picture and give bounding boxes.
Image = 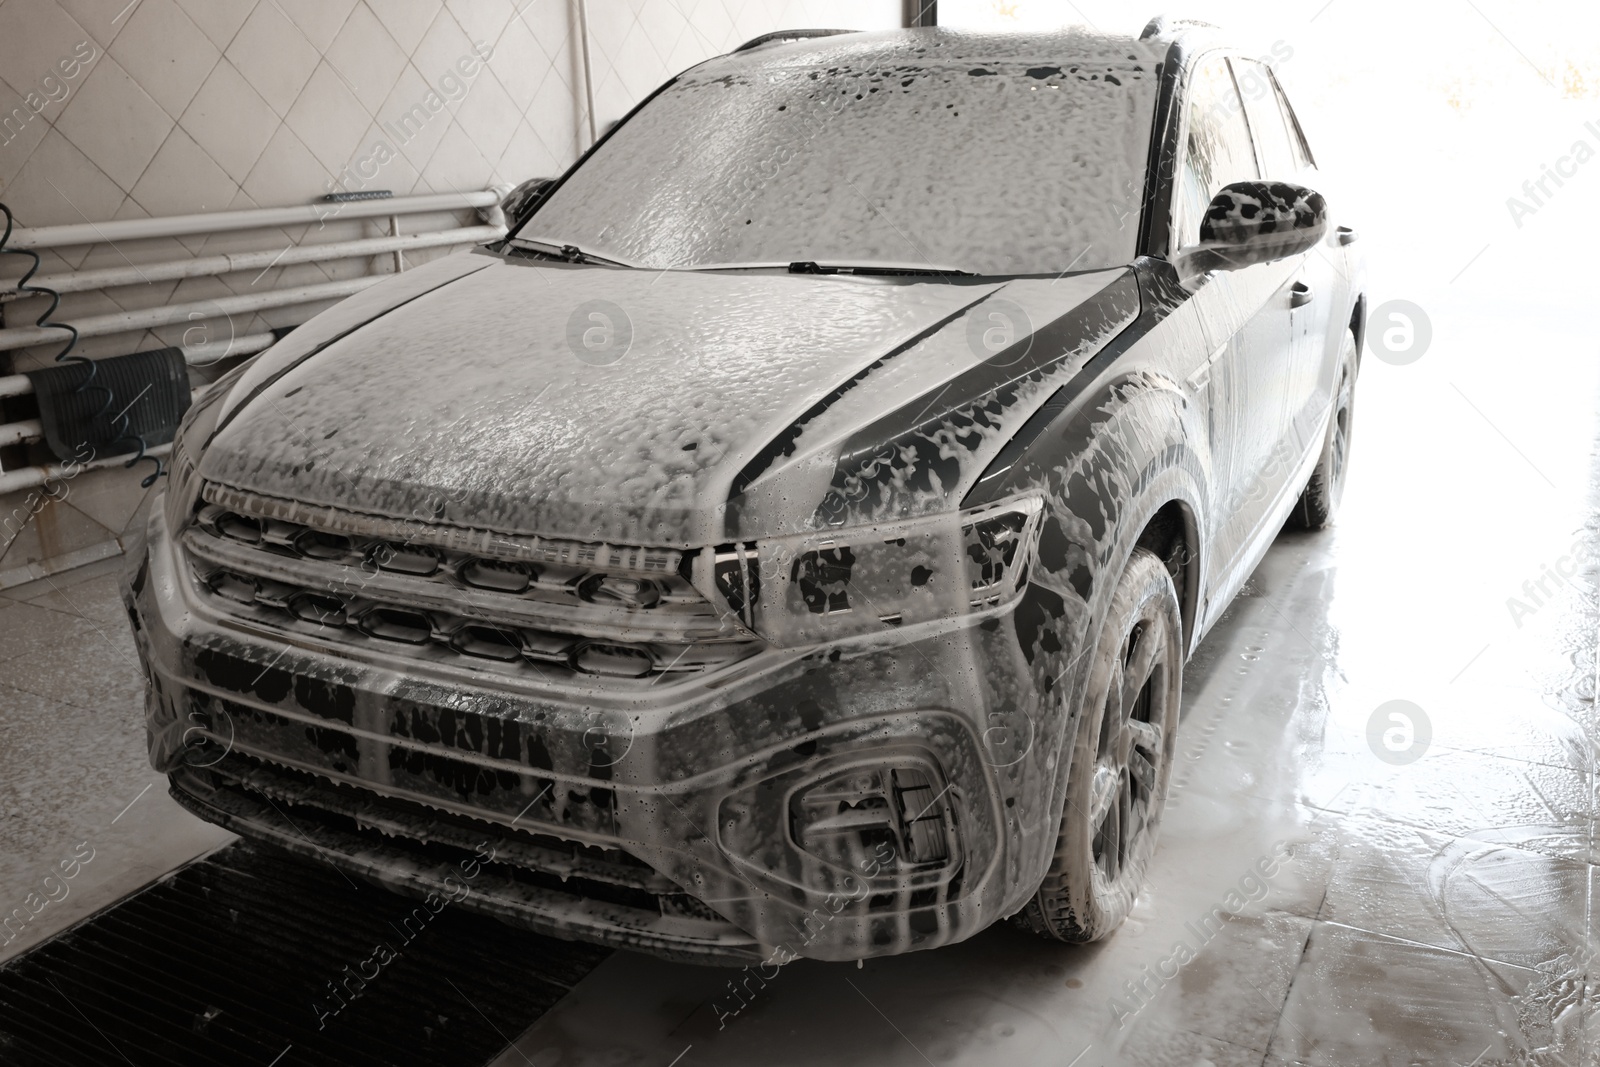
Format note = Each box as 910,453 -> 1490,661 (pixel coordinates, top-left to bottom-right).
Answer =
786,261 -> 974,277
509,238 -> 638,268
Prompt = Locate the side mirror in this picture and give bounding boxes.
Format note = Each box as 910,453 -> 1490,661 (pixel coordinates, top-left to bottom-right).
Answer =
1175,181 -> 1328,285
502,177 -> 554,230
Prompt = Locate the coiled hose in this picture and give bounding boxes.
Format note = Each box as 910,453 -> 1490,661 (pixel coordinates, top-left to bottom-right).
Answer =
0,202 -> 163,487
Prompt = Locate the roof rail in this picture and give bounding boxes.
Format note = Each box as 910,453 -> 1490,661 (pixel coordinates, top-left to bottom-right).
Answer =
1139,15 -> 1219,39
733,28 -> 856,53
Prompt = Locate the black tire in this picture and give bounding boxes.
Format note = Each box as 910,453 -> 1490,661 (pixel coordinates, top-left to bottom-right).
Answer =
1289,329 -> 1357,531
1019,546 -> 1183,942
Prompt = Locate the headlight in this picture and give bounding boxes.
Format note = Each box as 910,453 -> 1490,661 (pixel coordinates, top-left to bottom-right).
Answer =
698,496 -> 1043,647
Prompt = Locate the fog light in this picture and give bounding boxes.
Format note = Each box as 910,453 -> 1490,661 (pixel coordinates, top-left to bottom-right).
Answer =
791,764 -> 954,868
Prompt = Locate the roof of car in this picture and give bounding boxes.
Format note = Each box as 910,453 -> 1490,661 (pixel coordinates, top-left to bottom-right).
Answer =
698,26 -> 1174,78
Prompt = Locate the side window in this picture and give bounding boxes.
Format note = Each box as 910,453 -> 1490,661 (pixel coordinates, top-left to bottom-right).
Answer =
1234,59 -> 1298,180
1175,55 -> 1259,249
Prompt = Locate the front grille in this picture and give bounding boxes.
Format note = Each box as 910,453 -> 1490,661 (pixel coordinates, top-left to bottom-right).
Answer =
182,482 -> 762,684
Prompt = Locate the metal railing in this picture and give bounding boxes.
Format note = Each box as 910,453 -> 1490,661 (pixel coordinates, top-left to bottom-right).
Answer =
0,188 -> 509,495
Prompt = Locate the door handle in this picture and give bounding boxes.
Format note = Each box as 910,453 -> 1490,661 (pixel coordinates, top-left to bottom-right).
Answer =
1289,281 -> 1314,308
1337,226 -> 1359,245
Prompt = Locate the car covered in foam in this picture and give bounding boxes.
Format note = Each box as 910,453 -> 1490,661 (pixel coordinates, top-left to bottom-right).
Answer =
124,20 -> 1365,964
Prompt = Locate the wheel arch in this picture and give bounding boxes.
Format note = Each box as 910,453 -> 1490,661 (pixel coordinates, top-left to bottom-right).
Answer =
1134,497 -> 1200,656
1349,292 -> 1367,370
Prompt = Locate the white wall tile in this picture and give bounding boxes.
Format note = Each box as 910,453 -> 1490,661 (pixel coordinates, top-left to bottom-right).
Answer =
376,64 -> 454,171
108,0 -> 221,118
240,122 -> 327,206
225,0 -> 321,116
177,59 -> 277,185
634,2 -> 689,68
611,21 -> 668,101
273,0 -> 358,53
52,54 -> 171,189
444,0 -> 513,50
524,78 -> 579,163
365,0 -> 441,55
0,0 -> 97,98
410,6 -> 476,91
170,0 -> 255,51
338,121 -> 423,198
284,61 -> 373,174
418,119 -> 491,194
53,0 -> 135,50
324,2 -> 409,113
583,1 -> 638,60
512,0 -> 569,63
486,15 -> 552,112
0,77 -> 55,189
129,125 -> 238,216
497,117 -> 559,184
453,66 -> 521,163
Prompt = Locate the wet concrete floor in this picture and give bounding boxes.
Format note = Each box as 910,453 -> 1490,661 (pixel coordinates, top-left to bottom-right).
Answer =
488,296 -> 1600,1066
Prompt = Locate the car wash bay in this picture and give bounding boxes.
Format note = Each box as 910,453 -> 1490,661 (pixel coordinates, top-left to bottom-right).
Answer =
4,3 -> 1600,1066
2,242 -> 1596,1066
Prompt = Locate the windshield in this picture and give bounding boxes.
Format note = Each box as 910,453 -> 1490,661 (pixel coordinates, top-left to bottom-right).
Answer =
521,52 -> 1158,276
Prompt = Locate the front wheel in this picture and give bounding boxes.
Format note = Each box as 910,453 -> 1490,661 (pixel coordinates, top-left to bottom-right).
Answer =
1019,546 -> 1183,942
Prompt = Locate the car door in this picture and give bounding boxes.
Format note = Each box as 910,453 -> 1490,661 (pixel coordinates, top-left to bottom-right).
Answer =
1173,54 -> 1299,601
1237,59 -> 1338,466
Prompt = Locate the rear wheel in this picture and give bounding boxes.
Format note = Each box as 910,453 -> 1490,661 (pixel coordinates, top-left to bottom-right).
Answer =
1289,329 -> 1357,530
1019,546 -> 1183,942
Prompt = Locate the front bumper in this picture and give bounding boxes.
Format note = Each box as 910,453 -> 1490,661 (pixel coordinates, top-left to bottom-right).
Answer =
124,497 -> 1080,964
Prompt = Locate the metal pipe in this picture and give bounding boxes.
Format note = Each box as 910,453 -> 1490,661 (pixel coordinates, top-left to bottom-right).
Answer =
576,0 -> 597,147
0,278 -> 380,352
0,332 -> 277,401
0,442 -> 171,495
0,419 -> 42,448
0,226 -> 501,300
3,191 -> 500,250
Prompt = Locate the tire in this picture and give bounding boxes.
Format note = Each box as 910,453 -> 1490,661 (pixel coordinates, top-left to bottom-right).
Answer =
1019,546 -> 1183,942
1289,329 -> 1357,531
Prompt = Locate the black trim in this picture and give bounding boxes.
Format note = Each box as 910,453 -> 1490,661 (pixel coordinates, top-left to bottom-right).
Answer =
836,270 -> 1142,478
965,258 -> 1187,505
904,0 -> 937,27
785,270 -> 1143,526
1135,39 -> 1188,260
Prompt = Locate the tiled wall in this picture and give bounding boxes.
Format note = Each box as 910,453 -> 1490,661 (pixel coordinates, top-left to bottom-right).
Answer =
0,0 -> 902,586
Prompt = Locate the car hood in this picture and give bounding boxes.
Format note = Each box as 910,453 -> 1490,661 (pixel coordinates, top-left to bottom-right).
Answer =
201,251 -> 1133,545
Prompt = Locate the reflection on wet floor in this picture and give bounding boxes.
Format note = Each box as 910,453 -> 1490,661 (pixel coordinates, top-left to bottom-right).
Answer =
490,316 -> 1600,1065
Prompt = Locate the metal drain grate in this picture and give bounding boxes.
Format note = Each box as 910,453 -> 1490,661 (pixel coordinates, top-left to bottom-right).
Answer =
0,842 -> 610,1066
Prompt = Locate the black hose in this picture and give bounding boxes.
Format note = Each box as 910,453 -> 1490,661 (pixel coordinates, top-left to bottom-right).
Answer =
0,202 -> 163,487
